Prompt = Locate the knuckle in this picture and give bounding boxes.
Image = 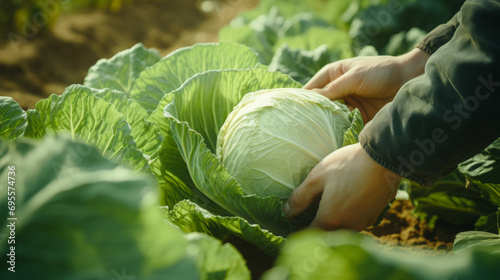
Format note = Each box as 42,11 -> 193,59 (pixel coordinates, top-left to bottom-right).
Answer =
302,173 -> 322,191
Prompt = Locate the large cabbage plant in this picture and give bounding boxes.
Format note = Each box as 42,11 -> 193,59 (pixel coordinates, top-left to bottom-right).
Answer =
0,42 -> 363,256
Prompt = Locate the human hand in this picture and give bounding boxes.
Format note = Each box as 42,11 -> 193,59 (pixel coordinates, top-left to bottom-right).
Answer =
304,48 -> 429,122
283,143 -> 401,231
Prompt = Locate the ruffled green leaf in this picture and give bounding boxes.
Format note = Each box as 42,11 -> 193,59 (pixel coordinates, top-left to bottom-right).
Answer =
269,44 -> 332,84
92,88 -> 162,157
147,92 -> 223,215
459,137 -> 500,183
231,0 -> 353,27
185,232 -> 251,280
458,137 -> 500,208
166,200 -> 285,256
0,96 -> 27,140
84,43 -> 161,95
264,229 -> 500,280
342,108 -> 364,147
454,228 -> 500,255
274,26 -> 353,59
278,12 -> 330,38
24,109 -> 45,139
0,136 -> 250,280
219,25 -> 275,65
35,84 -> 149,172
405,171 -> 497,228
0,136 -> 197,279
130,42 -> 261,113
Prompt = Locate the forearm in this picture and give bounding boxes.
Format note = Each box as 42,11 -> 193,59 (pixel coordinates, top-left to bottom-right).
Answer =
397,9 -> 460,82
397,48 -> 430,84
360,0 -> 500,186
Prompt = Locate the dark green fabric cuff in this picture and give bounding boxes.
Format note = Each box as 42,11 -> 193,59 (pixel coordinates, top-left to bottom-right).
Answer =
416,12 -> 460,55
360,0 -> 500,186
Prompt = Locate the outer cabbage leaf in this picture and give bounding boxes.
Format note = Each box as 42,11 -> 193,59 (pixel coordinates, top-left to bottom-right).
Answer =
248,7 -> 284,47
269,44 -> 332,84
164,69 -> 302,235
92,88 -> 162,157
24,109 -> 45,139
474,210 -> 499,233
458,138 -> 500,193
230,0 -> 315,24
458,137 -> 500,232
130,42 -> 261,113
264,229 -> 500,280
222,9 -> 352,66
454,228 -> 500,255
166,200 -> 284,256
0,136 -> 198,279
143,42 -> 263,214
185,232 -> 251,280
148,93 -> 226,215
231,0 -> 355,27
0,136 -> 250,280
83,43 -> 161,95
219,26 -> 274,65
405,171 -> 496,228
34,84 -> 149,172
342,109 -> 364,147
278,12 -> 330,38
0,96 -> 27,140
274,26 -> 353,60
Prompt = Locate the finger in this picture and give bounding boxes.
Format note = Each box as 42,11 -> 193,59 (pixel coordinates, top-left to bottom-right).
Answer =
309,189 -> 344,231
283,175 -> 324,218
314,70 -> 359,100
303,62 -> 344,90
310,201 -> 364,231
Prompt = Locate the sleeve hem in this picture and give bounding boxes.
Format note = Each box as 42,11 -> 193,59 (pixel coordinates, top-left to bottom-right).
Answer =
359,134 -> 438,187
415,43 -> 433,56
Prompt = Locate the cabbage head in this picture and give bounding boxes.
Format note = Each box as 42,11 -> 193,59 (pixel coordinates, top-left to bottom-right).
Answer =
217,88 -> 352,199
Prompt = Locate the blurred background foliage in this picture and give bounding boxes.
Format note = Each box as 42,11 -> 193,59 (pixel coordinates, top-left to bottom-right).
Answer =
0,0 -> 138,38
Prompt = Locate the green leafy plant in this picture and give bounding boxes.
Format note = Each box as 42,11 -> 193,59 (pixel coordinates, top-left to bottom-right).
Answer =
0,135 -> 249,280
264,229 -> 500,280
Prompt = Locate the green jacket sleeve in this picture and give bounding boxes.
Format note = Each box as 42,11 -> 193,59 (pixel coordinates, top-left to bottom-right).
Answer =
359,0 -> 500,186
416,12 -> 460,55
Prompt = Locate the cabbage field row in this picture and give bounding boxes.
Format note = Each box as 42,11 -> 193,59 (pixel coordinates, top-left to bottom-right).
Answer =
1,0 -> 500,279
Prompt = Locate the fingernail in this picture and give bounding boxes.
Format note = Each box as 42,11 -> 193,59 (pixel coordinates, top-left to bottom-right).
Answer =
282,202 -> 291,216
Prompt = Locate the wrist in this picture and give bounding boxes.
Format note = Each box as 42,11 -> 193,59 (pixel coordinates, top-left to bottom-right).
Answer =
356,143 -> 402,193
397,48 -> 430,84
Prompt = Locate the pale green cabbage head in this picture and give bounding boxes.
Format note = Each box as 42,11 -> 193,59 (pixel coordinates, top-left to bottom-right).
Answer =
216,88 -> 352,199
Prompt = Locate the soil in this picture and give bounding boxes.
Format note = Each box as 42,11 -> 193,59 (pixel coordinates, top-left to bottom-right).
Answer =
0,0 -> 259,109
0,0 -> 466,278
362,199 -> 469,254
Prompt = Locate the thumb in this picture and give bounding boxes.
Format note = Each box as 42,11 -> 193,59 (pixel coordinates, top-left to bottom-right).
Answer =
283,176 -> 324,218
313,70 -> 358,101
